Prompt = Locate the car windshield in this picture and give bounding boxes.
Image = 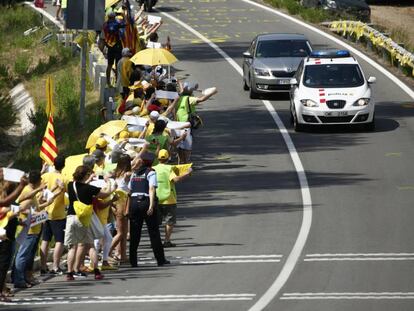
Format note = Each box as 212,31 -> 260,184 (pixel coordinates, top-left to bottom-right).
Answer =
255,40 -> 311,58
303,64 -> 365,88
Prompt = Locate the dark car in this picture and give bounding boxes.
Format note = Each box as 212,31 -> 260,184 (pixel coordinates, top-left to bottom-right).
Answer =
300,0 -> 371,23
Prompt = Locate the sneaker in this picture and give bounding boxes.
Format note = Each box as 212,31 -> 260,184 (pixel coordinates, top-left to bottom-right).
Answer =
73,272 -> 87,279
163,241 -> 176,248
50,268 -> 64,275
40,269 -> 49,275
101,264 -> 118,271
66,273 -> 74,281
94,273 -> 104,280
157,260 -> 171,267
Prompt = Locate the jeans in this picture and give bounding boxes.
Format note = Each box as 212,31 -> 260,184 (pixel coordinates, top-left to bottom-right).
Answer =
13,234 -> 39,286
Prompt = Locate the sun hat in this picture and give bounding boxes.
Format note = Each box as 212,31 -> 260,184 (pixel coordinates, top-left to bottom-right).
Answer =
95,137 -> 108,149
158,149 -> 169,160
149,111 -> 159,120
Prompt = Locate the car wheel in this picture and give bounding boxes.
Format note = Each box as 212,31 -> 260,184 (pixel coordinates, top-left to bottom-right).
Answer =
249,77 -> 259,99
249,88 -> 259,99
364,116 -> 375,132
243,78 -> 249,91
293,108 -> 305,132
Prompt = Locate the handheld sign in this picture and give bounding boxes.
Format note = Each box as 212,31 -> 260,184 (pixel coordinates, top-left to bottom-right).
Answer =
30,211 -> 48,227
3,168 -> 25,183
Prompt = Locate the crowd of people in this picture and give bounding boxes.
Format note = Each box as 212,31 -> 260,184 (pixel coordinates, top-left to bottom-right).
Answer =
0,0 -> 218,303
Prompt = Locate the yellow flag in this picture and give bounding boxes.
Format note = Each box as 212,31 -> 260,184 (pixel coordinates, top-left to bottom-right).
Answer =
173,163 -> 193,177
46,76 -> 55,116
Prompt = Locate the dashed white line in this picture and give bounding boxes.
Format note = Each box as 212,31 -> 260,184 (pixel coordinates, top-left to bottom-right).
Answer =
305,252 -> 414,261
281,292 -> 414,300
3,294 -> 257,305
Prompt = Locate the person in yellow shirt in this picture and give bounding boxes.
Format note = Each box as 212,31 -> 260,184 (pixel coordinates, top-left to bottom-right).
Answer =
13,170 -> 62,289
39,156 -> 67,275
153,150 -> 192,247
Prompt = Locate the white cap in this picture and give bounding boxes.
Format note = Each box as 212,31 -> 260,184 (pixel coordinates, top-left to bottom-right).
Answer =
149,111 -> 159,120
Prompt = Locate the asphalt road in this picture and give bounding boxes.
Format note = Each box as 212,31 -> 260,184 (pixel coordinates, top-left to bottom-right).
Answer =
8,1 -> 414,310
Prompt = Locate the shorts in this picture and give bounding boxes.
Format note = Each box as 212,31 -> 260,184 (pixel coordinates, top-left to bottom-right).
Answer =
42,219 -> 66,243
64,215 -> 94,246
107,42 -> 122,67
178,130 -> 193,151
158,204 -> 176,225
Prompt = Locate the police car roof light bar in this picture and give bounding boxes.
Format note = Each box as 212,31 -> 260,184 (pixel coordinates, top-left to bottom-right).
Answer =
309,50 -> 351,59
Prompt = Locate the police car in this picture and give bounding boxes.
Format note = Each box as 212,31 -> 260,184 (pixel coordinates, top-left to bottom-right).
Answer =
289,50 -> 376,131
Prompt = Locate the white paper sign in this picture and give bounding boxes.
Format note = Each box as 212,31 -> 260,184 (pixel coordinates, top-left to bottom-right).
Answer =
3,168 -> 25,183
147,15 -> 162,25
11,205 -> 20,213
127,138 -> 147,146
90,179 -> 107,188
30,211 -> 48,227
202,87 -> 217,96
102,134 -> 118,150
155,90 -> 179,100
147,41 -> 162,49
167,121 -> 191,130
43,189 -> 54,202
122,115 -> 148,127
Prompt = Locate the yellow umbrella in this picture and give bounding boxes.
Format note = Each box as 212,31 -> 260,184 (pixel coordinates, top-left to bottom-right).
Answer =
105,0 -> 121,9
130,48 -> 178,66
85,120 -> 127,149
61,153 -> 88,182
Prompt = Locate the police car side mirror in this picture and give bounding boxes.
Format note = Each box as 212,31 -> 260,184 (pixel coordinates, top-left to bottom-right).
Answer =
243,51 -> 252,58
367,76 -> 376,84
290,78 -> 298,85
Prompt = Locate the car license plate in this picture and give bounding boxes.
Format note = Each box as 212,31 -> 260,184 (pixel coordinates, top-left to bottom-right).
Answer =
324,111 -> 348,117
277,79 -> 291,85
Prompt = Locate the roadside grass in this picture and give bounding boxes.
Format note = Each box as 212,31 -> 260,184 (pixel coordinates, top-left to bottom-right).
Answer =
263,0 -> 330,23
0,4 -> 102,170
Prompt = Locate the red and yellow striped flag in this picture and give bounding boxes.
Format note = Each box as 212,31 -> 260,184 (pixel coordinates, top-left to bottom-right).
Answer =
40,115 -> 58,165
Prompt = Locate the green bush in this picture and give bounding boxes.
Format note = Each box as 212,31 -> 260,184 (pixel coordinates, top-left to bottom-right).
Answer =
14,54 -> 30,78
0,94 -> 17,134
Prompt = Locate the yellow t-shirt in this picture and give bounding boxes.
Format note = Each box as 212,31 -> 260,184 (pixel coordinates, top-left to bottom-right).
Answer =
18,185 -> 42,235
95,200 -> 110,225
42,172 -> 66,220
159,169 -> 178,205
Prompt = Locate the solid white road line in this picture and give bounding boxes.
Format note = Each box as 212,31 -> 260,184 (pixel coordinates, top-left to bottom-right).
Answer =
159,8 -> 313,311
24,1 -> 64,31
242,0 -> 414,100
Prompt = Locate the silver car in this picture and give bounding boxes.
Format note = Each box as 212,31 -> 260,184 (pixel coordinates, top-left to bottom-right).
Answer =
243,33 -> 312,99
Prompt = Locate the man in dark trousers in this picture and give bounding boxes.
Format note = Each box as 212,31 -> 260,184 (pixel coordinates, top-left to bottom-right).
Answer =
127,152 -> 169,267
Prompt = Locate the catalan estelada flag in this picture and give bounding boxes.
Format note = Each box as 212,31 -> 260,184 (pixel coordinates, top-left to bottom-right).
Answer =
40,115 -> 58,165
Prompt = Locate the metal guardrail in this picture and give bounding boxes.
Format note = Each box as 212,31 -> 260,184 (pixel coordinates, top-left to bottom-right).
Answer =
322,21 -> 414,78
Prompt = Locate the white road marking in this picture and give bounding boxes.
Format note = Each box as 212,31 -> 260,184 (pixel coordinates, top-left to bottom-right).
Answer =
305,257 -> 414,261
24,1 -> 64,31
281,292 -> 414,300
242,0 -> 414,100
305,252 -> 414,261
306,253 -> 414,257
159,8 -> 313,311
3,294 -> 256,305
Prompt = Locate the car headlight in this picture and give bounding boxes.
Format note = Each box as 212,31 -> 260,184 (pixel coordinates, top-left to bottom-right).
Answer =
300,99 -> 319,107
353,98 -> 370,106
254,68 -> 270,76
326,0 -> 337,9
